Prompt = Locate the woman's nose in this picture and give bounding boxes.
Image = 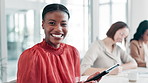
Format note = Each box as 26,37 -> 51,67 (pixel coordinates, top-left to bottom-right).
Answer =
55,25 -> 62,31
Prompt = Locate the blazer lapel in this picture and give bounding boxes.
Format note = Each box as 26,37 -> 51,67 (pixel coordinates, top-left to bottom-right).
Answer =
99,40 -> 118,62
103,48 -> 118,62
138,41 -> 144,56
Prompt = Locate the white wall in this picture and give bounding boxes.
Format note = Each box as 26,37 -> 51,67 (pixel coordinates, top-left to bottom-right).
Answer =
128,0 -> 148,39
0,0 -> 7,82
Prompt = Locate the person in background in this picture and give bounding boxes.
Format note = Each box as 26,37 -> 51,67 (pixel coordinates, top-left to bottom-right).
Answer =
17,3 -> 100,83
81,21 -> 137,76
130,20 -> 148,67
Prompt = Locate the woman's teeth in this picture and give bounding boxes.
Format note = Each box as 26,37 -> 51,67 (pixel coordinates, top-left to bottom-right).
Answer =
52,34 -> 63,37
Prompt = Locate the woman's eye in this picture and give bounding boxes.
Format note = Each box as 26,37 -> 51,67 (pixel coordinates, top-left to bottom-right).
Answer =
120,32 -> 124,36
120,32 -> 123,35
49,22 -> 55,25
61,23 -> 67,27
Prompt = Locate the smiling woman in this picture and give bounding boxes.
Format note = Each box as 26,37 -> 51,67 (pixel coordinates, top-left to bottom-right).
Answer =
4,0 -> 89,82
42,10 -> 69,48
17,4 -> 80,83
16,3 -> 100,83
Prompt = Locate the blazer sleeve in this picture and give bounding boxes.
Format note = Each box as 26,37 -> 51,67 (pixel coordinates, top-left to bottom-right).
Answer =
119,46 -> 136,64
130,41 -> 146,67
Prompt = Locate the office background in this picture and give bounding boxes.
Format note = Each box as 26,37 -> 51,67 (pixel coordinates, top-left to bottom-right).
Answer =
0,0 -> 148,82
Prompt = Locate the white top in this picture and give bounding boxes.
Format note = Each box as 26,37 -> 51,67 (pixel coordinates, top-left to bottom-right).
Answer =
81,40 -> 136,74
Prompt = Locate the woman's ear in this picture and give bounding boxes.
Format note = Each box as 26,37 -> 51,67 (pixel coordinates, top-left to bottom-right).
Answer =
42,20 -> 44,29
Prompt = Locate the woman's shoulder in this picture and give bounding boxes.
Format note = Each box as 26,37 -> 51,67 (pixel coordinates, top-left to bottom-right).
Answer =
62,44 -> 80,58
130,40 -> 139,44
130,40 -> 142,47
91,40 -> 103,46
21,43 -> 43,56
63,43 -> 78,51
86,40 -> 105,51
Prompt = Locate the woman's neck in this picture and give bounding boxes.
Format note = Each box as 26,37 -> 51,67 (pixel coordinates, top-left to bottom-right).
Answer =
140,39 -> 148,45
45,39 -> 60,48
103,37 -> 115,47
102,37 -> 115,53
143,41 -> 148,44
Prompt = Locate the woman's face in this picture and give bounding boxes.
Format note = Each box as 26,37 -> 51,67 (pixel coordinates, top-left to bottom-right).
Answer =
42,11 -> 69,48
114,27 -> 129,42
142,29 -> 148,42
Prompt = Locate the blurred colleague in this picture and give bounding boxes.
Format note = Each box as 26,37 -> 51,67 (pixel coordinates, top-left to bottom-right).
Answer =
130,20 -> 148,67
81,21 -> 137,76
17,3 -> 100,83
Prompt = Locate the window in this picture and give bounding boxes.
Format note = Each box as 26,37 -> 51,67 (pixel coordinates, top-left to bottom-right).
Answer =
65,0 -> 89,58
6,10 -> 35,81
98,0 -> 127,39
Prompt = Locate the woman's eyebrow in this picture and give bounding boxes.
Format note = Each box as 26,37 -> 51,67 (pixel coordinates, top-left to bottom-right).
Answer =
48,19 -> 56,22
48,19 -> 67,22
61,20 -> 67,22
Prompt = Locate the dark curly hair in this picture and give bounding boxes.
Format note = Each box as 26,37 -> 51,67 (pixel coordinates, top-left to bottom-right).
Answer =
130,20 -> 148,41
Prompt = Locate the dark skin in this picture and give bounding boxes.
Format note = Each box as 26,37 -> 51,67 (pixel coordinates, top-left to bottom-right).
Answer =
42,11 -> 68,48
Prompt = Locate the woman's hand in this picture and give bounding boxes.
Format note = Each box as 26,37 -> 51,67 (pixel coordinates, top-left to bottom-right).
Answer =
109,66 -> 123,75
78,72 -> 101,83
87,72 -> 101,82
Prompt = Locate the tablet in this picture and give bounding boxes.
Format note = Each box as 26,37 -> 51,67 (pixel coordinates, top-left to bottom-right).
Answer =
85,64 -> 120,82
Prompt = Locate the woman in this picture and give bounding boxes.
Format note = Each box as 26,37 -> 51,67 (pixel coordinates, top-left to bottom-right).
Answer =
17,3 -> 99,83
130,20 -> 148,67
81,21 -> 137,76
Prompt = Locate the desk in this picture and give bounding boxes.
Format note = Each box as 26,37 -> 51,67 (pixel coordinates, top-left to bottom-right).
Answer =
81,67 -> 148,83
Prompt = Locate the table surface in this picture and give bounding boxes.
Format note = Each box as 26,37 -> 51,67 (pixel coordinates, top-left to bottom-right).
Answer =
80,67 -> 148,83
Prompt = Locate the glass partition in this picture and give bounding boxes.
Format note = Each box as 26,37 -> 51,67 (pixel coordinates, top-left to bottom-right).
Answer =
6,9 -> 35,81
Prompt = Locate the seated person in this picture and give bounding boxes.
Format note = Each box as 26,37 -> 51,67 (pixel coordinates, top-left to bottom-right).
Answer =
81,21 -> 137,76
17,3 -> 100,83
130,20 -> 148,67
